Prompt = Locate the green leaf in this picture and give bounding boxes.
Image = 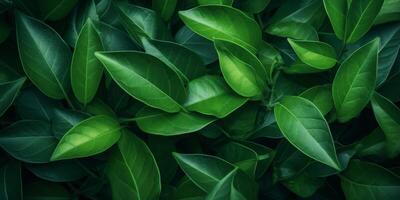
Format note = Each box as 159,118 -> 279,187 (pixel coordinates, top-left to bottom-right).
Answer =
15,88 -> 58,121
95,51 -> 186,113
106,130 -> 161,200
0,77 -> 25,117
117,3 -> 171,44
274,96 -> 340,170
323,0 -> 347,40
333,38 -> 379,122
174,177 -> 206,199
0,161 -> 22,200
266,21 -> 319,40
173,153 -> 236,192
234,0 -> 270,13
93,20 -> 140,51
15,12 -> 71,99
239,141 -> 275,178
197,0 -> 233,6
287,39 -> 337,70
345,0 -> 384,43
50,115 -> 121,161
214,39 -> 267,98
179,5 -> 262,53
300,84 -> 333,115
152,0 -> 178,21
184,75 -> 248,118
205,169 -> 258,200
26,160 -> 87,182
340,160 -> 400,200
257,42 -> 283,81
175,26 -> 218,65
0,120 -> 57,163
142,39 -> 206,82
356,128 -> 386,157
375,0 -> 400,24
38,0 -> 78,21
281,172 -> 324,198
51,108 -> 89,140
71,19 -> 104,105
135,106 -> 216,136
371,92 -> 400,157
23,181 -> 70,200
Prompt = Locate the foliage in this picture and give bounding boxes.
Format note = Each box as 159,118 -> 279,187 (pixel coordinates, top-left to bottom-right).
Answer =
0,0 -> 399,199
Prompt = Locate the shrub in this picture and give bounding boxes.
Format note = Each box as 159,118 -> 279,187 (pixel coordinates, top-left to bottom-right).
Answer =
0,0 -> 399,199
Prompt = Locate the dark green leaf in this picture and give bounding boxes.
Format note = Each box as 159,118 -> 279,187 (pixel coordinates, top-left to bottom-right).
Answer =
0,161 -> 22,200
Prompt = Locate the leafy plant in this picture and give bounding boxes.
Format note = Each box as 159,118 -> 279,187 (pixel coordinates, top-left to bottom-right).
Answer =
0,0 -> 399,199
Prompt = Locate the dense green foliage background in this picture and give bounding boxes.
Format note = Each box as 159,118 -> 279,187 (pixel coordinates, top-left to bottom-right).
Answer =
0,0 -> 400,199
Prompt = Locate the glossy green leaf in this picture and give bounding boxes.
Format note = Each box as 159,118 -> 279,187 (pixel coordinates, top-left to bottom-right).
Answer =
173,153 -> 236,192
51,109 -> 89,139
179,5 -> 262,53
184,75 -> 247,118
71,19 -> 104,105
239,141 -> 275,178
322,0 -> 347,40
333,38 -> 379,122
106,130 -> 161,200
371,92 -> 400,157
174,177 -> 206,200
235,0 -> 270,13
266,21 -> 319,40
15,88 -> 58,121
142,39 -> 206,82
341,160 -> 400,200
16,12 -> 71,99
93,20 -> 140,51
221,103 -> 260,140
274,96 -> 340,170
288,39 -> 337,69
345,0 -> 384,43
0,77 -> 25,117
214,39 -> 267,98
135,106 -> 216,136
152,0 -> 177,21
0,161 -> 22,200
375,0 -> 400,24
0,120 -> 57,163
300,84 -> 333,115
95,51 -> 186,113
356,128 -> 386,157
117,3 -> 171,44
282,172 -> 324,198
50,115 -> 121,161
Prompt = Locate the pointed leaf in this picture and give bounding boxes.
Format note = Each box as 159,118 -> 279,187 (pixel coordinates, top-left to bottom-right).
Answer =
300,84 -> 333,115
288,39 -> 337,69
0,77 -> 25,117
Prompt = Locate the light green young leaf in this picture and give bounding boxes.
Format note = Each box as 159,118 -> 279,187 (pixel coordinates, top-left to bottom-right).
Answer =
71,19 -> 103,105
300,84 -> 333,115
51,115 -> 121,161
184,75 -> 247,118
288,39 -> 337,69
333,38 -> 379,122
107,130 -> 161,200
214,39 -> 267,98
274,96 -> 340,170
179,5 -> 262,53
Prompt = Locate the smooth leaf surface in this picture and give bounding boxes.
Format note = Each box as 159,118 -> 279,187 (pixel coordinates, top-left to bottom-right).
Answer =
288,39 -> 337,69
135,106 -> 216,136
0,77 -> 25,117
95,51 -> 186,113
300,84 -> 333,115
152,0 -> 177,21
0,161 -> 22,200
274,96 -> 340,170
16,12 -> 71,99
51,115 -> 121,161
179,5 -> 262,53
106,130 -> 161,200
184,75 -> 247,118
333,38 -> 379,122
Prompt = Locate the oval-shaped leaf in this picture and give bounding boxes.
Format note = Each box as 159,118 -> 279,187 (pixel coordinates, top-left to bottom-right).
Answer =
371,92 -> 400,157
333,38 -> 379,122
71,19 -> 104,105
26,160 -> 87,182
173,153 -> 235,192
15,12 -> 71,99
288,39 -> 337,69
266,21 -> 319,41
0,77 -> 25,117
179,5 -> 261,53
184,75 -> 247,118
322,0 -> 347,40
274,96 -> 340,170
15,88 -> 58,121
50,115 -> 121,161
95,51 -> 186,113
340,160 -> 400,200
0,120 -> 57,163
300,84 -> 333,115
106,130 -> 161,200
375,0 -> 400,24
135,106 -> 216,136
214,39 -> 267,98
